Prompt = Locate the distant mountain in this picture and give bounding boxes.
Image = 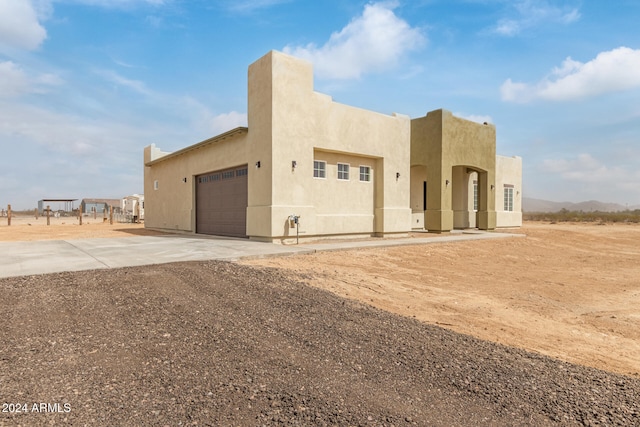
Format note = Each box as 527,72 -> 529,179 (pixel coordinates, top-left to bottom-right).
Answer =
523,197 -> 640,213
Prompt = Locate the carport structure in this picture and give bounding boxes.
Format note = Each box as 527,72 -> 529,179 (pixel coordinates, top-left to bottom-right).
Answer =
37,199 -> 77,215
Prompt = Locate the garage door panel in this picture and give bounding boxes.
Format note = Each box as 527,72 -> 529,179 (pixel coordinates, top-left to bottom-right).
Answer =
196,165 -> 248,238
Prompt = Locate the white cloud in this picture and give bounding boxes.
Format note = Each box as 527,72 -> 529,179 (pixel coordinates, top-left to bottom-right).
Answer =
494,19 -> 520,37
501,47 -> 640,102
94,69 -> 152,96
0,0 -> 166,54
0,90 -> 240,208
34,72 -> 63,87
210,111 -> 247,135
165,96 -> 248,142
560,8 -> 580,24
0,61 -> 30,97
492,0 -> 580,36
0,60 -> 63,97
500,80 -> 530,102
0,0 -> 47,51
111,57 -> 136,68
283,1 -> 425,80
0,101 -> 111,156
0,100 -> 151,207
537,152 -> 640,205
543,153 -> 599,174
542,153 -> 629,184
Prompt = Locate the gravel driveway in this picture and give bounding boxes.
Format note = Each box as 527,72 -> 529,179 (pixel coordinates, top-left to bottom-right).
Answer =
1,261 -> 639,426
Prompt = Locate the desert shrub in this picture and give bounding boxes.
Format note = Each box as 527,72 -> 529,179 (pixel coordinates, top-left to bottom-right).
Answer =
524,210 -> 640,223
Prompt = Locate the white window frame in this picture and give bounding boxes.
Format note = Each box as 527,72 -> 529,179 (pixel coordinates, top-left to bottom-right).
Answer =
313,160 -> 326,179
503,185 -> 514,212
359,165 -> 371,182
473,180 -> 478,211
337,163 -> 350,181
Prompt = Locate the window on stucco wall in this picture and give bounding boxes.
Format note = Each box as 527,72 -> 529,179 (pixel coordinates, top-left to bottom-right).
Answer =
313,160 -> 326,178
504,185 -> 514,211
337,163 -> 350,180
359,166 -> 370,182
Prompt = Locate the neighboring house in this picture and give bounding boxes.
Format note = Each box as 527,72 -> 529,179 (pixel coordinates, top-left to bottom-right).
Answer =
122,194 -> 144,220
80,199 -> 121,215
144,50 -> 522,242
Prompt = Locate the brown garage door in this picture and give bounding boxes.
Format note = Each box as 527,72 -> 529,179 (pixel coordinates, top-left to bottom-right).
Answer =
196,165 -> 248,237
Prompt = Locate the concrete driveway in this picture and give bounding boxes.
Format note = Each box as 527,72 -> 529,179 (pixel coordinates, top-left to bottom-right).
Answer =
0,230 -> 524,279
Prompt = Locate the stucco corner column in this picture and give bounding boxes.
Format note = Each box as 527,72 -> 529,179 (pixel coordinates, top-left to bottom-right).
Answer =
477,210 -> 496,230
425,209 -> 453,233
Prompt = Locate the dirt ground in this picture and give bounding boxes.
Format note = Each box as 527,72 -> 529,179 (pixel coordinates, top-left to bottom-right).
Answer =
0,214 -> 164,241
2,214 -> 640,425
3,261 -> 638,426
2,214 -> 639,377
245,222 -> 640,378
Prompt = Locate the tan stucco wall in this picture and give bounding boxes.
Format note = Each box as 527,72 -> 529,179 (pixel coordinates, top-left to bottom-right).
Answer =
245,52 -> 275,238
410,165 -> 427,229
411,109 -> 496,232
143,131 -> 248,232
495,155 -> 523,227
247,51 -> 411,241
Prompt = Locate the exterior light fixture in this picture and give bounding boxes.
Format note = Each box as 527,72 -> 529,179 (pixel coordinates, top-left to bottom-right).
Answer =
445,179 -> 450,186
182,177 -> 187,183
396,172 -> 400,180
491,184 -> 495,190
292,160 -> 297,168
255,161 -> 261,168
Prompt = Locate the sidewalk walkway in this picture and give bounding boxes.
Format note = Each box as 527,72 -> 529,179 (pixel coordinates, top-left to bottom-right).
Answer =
0,230 -> 524,279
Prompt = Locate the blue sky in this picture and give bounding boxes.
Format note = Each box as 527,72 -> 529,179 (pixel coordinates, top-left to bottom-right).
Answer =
1,0 -> 639,210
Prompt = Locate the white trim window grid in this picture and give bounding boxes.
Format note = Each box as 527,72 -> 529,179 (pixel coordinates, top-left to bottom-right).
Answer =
337,163 -> 350,180
313,160 -> 326,178
503,184 -> 514,212
359,165 -> 371,182
473,180 -> 478,211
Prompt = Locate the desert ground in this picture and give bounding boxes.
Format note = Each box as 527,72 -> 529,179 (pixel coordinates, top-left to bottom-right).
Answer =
3,214 -> 637,377
0,213 -> 164,241
1,214 -> 639,425
246,222 -> 640,379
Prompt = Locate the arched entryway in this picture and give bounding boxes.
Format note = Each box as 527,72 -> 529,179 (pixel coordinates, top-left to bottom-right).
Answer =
451,166 -> 492,229
410,109 -> 497,232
